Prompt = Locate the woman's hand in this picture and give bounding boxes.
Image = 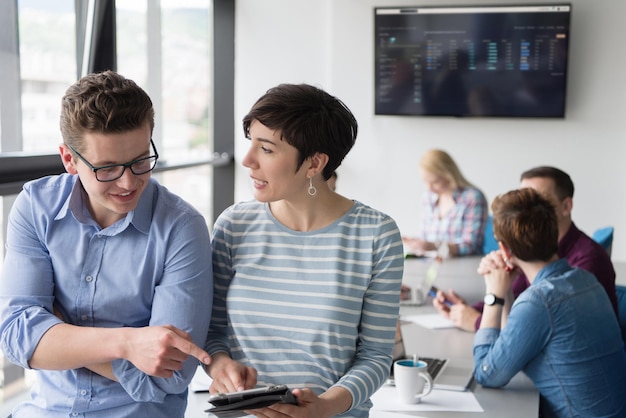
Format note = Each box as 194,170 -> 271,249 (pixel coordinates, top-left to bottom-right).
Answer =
402,237 -> 436,255
246,388 -> 343,418
207,352 -> 258,393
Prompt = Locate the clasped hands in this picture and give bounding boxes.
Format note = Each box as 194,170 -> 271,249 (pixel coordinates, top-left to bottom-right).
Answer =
477,250 -> 517,297
431,250 -> 516,331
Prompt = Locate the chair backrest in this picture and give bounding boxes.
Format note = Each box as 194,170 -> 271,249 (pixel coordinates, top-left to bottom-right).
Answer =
616,285 -> 626,349
592,226 -> 614,256
482,215 -> 499,254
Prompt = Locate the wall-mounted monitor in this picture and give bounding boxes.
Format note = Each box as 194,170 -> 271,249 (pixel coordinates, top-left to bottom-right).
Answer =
374,4 -> 571,117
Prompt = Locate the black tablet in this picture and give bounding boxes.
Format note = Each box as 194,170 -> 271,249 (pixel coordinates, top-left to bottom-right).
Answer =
205,385 -> 297,418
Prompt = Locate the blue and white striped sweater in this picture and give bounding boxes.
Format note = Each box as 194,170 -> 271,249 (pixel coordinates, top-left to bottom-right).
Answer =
206,200 -> 404,417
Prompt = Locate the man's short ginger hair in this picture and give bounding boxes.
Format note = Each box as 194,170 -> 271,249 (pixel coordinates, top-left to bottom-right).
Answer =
492,187 -> 559,262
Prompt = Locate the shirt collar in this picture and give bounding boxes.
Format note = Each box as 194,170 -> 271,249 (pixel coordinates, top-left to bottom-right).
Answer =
534,258 -> 570,285
428,187 -> 463,207
54,176 -> 154,235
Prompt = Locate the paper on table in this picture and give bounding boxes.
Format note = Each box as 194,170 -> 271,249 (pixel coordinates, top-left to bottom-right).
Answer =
371,385 -> 483,412
402,313 -> 456,329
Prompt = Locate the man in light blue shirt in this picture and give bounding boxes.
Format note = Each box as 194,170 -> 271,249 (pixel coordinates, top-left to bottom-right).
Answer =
473,188 -> 626,417
0,71 -> 213,417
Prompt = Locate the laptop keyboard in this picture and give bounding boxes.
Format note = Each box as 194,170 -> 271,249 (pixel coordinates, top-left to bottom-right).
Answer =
420,356 -> 447,379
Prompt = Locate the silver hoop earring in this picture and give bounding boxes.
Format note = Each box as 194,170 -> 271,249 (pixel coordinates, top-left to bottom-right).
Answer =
308,177 -> 317,197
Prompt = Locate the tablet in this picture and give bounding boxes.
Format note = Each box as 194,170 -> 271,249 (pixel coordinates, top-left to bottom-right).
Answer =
205,385 -> 297,417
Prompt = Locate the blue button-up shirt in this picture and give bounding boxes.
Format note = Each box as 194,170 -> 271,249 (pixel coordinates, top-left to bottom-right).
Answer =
0,174 -> 213,417
474,259 -> 626,418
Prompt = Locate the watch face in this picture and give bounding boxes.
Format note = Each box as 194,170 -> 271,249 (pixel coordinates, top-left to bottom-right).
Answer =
484,293 -> 504,306
484,294 -> 496,305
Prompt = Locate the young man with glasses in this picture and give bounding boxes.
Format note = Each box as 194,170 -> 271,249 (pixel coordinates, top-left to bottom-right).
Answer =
0,71 -> 213,417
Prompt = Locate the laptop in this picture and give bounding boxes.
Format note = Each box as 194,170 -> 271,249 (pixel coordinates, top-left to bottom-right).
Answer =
387,323 -> 474,392
400,259 -> 441,306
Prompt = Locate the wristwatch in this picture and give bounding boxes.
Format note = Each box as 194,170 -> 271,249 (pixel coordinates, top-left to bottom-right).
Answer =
484,293 -> 505,306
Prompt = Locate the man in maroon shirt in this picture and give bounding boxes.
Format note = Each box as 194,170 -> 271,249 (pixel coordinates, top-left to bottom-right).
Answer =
433,166 -> 618,331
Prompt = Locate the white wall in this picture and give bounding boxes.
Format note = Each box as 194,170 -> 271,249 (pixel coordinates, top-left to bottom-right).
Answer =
234,0 -> 626,262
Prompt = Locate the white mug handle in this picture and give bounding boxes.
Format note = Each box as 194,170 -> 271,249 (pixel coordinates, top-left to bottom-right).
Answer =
415,371 -> 434,400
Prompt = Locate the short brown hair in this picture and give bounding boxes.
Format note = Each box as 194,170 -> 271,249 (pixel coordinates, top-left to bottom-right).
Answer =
520,166 -> 574,201
242,84 -> 357,181
491,188 -> 558,262
60,71 -> 154,153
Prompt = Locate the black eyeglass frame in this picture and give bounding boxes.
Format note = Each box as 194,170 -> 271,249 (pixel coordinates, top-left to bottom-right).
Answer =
67,139 -> 159,182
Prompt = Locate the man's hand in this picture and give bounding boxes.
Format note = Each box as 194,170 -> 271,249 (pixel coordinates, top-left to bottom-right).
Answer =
480,251 -> 517,298
478,250 -> 515,275
400,285 -> 412,301
122,325 -> 211,378
448,304 -> 481,332
432,288 -> 465,315
432,289 -> 478,332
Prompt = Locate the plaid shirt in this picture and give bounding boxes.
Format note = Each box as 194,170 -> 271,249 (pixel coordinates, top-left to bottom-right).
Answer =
418,186 -> 488,255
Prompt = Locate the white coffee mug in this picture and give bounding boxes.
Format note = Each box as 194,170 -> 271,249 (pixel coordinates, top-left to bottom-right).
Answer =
393,359 -> 433,404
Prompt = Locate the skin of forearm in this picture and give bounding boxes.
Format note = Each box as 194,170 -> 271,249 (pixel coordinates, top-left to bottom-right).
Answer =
29,323 -> 126,370
479,305 -> 503,329
500,288 -> 514,329
86,363 -> 118,381
319,386 -> 353,417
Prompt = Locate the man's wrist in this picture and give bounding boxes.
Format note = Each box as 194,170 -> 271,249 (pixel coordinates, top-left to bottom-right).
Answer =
483,293 -> 505,306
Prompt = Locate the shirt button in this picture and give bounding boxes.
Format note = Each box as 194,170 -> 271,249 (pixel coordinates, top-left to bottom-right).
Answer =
85,276 -> 93,282
81,315 -> 87,321
72,413 -> 78,417
482,364 -> 489,372
80,389 -> 87,395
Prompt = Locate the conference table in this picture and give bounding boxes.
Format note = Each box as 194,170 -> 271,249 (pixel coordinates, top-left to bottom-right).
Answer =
392,256 -> 539,417
186,255 -> 540,418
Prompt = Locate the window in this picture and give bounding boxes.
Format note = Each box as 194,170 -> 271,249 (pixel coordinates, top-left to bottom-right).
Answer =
0,0 -> 235,405
116,0 -> 214,219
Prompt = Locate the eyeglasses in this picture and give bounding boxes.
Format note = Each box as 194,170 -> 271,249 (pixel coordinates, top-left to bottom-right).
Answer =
67,139 -> 159,182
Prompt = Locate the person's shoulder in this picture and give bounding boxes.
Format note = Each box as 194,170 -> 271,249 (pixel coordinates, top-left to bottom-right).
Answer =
350,200 -> 387,216
223,199 -> 264,216
348,200 -> 399,227
21,174 -> 75,206
215,200 -> 266,224
23,173 -> 74,191
153,180 -> 203,217
460,185 -> 487,201
567,225 -> 612,262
